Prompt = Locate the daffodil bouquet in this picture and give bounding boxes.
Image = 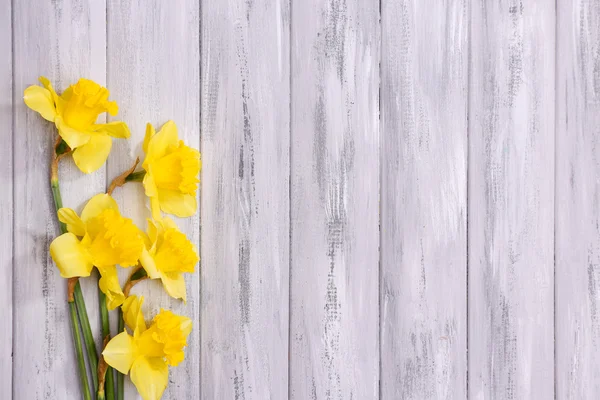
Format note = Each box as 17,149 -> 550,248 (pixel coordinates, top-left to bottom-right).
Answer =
24,77 -> 201,400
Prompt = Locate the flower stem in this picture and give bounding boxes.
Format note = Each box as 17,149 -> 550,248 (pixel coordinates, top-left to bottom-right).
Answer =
51,138 -> 93,399
99,290 -> 115,400
74,282 -> 99,391
69,300 -> 92,400
125,170 -> 146,182
116,308 -> 125,400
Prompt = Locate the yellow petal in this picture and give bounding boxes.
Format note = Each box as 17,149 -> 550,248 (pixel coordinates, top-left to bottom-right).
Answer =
49,233 -> 93,278
160,272 -> 187,302
72,134 -> 113,174
98,265 -> 126,310
55,116 -> 92,149
157,190 -> 197,218
103,331 -> 137,374
81,193 -> 119,223
23,85 -> 57,122
146,219 -> 159,247
122,295 -> 147,335
143,123 -> 155,154
142,170 -> 158,198
92,121 -> 131,139
57,208 -> 86,236
139,248 -> 161,280
39,76 -> 65,113
130,357 -> 169,400
144,120 -> 178,167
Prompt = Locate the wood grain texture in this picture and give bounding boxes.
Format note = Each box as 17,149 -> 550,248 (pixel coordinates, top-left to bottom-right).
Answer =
0,0 -> 12,396
380,0 -> 468,399
13,0 -> 106,398
106,1 -> 201,399
469,1 -> 555,399
200,0 -> 290,398
289,0 -> 379,398
556,1 -> 600,399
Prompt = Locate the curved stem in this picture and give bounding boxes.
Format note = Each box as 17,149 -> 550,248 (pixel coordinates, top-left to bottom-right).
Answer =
51,137 -> 94,398
69,301 -> 92,400
107,158 -> 142,195
99,290 -> 115,400
74,282 -> 98,391
116,309 -> 125,400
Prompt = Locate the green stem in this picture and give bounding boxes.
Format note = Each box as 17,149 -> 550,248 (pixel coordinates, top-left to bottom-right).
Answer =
51,180 -> 67,234
125,170 -> 146,182
51,173 -> 95,398
116,308 -> 125,400
74,282 -> 98,391
99,291 -> 115,400
69,301 -> 92,400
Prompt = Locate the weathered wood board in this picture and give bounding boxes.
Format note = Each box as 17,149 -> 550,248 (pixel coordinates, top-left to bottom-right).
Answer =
381,0 -> 468,399
107,1 -> 201,398
289,0 -> 380,398
0,0 -> 12,397
12,0 -> 106,398
556,1 -> 600,399
200,0 -> 290,398
469,1 -> 555,398
6,0 -> 600,399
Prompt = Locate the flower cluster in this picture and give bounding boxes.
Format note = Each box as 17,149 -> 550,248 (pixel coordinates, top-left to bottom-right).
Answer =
25,77 -> 200,400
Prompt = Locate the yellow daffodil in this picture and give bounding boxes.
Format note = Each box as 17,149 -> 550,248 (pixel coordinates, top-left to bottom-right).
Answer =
49,194 -> 144,309
139,218 -> 198,302
103,295 -> 192,400
142,121 -> 200,219
24,77 -> 130,173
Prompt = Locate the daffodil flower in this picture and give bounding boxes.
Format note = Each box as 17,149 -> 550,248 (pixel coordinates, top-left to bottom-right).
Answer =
139,218 -> 198,302
103,295 -> 192,400
142,121 -> 200,219
24,77 -> 130,173
49,193 -> 144,309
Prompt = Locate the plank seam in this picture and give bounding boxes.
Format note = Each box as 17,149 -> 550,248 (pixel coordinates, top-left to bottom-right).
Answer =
10,0 -> 15,397
287,0 -> 293,397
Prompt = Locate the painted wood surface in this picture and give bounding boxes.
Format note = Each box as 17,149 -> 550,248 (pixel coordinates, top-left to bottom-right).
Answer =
106,1 -> 201,399
556,1 -> 600,399
12,0 -> 106,398
289,0 -> 380,398
5,1 -> 600,399
469,1 -> 555,399
0,0 -> 12,397
381,0 -> 468,399
200,0 -> 290,398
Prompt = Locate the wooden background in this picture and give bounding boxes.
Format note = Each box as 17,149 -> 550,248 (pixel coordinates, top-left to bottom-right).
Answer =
1,0 -> 599,399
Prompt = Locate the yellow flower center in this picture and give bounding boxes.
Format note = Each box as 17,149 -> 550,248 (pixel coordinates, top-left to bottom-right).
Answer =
153,228 -> 198,274
152,142 -> 200,194
87,209 -> 144,267
139,310 -> 191,366
61,78 -> 118,130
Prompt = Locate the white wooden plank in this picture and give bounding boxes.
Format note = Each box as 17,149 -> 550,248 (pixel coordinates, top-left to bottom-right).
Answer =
0,0 -> 12,396
380,0 -> 468,398
200,0 -> 290,398
13,0 -> 106,398
468,1 -> 555,399
556,1 -> 600,398
289,0 -> 379,398
106,1 -> 201,398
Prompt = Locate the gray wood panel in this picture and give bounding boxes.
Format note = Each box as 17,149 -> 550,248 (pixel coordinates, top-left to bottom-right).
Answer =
556,1 -> 600,398
0,0 -> 12,397
106,1 -> 201,399
200,0 -> 290,398
380,0 -> 468,399
469,1 -> 555,399
13,1 -> 106,398
289,0 -> 380,398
